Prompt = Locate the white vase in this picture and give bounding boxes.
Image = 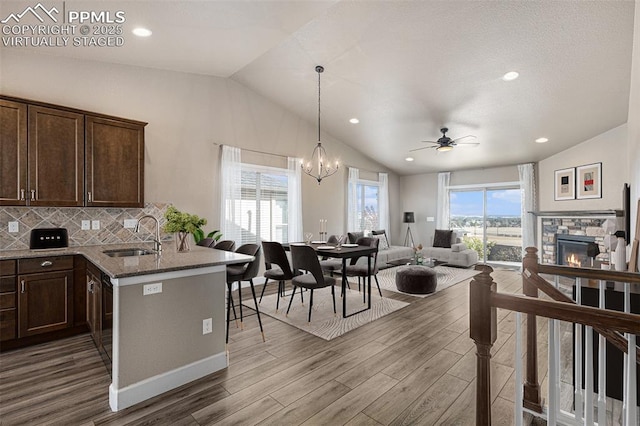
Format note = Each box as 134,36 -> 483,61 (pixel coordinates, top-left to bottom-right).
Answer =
614,236 -> 626,271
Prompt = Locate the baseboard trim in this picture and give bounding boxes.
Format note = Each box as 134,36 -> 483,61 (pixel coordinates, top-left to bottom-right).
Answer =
109,351 -> 227,412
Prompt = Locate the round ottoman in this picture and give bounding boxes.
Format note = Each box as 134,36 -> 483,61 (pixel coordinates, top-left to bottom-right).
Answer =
395,265 -> 437,294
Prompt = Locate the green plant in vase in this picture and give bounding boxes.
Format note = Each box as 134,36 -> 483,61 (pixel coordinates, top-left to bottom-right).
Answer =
162,206 -> 211,251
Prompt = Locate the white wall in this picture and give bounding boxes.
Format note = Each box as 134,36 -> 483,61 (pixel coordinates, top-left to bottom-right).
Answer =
628,1 -> 640,241
0,50 -> 402,243
538,124 -> 628,212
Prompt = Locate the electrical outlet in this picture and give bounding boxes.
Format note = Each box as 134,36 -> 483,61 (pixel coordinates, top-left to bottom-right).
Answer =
8,221 -> 19,233
202,318 -> 212,335
91,220 -> 100,230
124,219 -> 138,229
143,282 -> 162,296
81,220 -> 91,230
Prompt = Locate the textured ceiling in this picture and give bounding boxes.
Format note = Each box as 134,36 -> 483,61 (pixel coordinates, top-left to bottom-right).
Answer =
1,0 -> 634,175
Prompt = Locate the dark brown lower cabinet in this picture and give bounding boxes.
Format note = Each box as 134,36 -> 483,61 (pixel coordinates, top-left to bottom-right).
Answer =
0,260 -> 17,341
86,263 -> 102,347
18,270 -> 73,337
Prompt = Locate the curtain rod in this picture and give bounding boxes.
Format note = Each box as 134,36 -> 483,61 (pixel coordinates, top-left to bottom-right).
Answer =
214,143 -> 296,160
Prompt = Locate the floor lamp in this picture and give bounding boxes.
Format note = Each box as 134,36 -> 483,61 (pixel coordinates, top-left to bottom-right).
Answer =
403,212 -> 415,247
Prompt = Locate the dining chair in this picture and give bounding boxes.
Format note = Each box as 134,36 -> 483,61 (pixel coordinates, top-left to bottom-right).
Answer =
319,235 -> 342,275
214,240 -> 236,251
261,241 -> 301,312
196,237 -> 217,248
288,244 -> 336,322
341,236 -> 382,298
226,244 -> 264,343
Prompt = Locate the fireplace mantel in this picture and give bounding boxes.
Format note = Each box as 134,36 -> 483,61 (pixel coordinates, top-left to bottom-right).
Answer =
530,210 -> 621,217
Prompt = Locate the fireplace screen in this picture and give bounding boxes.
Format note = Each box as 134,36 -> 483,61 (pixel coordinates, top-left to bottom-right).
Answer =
556,234 -> 599,267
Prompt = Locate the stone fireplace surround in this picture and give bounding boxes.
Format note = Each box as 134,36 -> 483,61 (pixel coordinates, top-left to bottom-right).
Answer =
535,211 -> 621,265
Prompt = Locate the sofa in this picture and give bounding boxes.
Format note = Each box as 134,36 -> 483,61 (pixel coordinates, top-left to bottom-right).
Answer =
347,229 -> 478,269
420,229 -> 478,268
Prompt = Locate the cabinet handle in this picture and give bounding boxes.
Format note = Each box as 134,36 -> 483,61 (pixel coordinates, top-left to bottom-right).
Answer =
30,189 -> 36,201
21,280 -> 25,293
20,189 -> 25,201
40,260 -> 53,267
88,191 -> 92,202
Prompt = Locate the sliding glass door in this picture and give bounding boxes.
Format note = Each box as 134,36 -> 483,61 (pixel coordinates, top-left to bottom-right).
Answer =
450,186 -> 522,265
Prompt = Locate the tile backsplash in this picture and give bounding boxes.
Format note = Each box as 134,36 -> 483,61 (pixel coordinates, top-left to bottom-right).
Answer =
0,203 -> 171,250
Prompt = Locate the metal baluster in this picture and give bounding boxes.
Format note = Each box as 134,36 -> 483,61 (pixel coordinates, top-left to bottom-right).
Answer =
515,311 -> 523,426
584,325 -> 594,425
597,280 -> 607,426
575,277 -> 584,422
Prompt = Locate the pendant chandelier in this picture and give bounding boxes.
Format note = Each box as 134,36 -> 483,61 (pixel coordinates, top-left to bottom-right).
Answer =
301,65 -> 339,184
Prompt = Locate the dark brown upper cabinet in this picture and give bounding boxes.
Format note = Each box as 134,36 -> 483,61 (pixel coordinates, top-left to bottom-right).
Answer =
28,105 -> 85,207
0,99 -> 28,206
86,116 -> 145,208
0,95 -> 146,207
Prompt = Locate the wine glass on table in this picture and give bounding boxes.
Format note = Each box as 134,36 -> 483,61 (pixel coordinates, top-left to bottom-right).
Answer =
304,232 -> 313,244
336,234 -> 344,249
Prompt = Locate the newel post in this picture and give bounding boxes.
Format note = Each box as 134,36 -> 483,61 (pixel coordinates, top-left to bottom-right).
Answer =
522,247 -> 543,413
470,264 -> 497,425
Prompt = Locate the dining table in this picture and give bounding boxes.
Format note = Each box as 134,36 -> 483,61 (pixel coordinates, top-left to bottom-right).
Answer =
285,241 -> 377,318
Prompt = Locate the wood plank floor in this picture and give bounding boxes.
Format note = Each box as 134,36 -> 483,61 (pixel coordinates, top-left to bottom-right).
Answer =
0,267 -> 530,425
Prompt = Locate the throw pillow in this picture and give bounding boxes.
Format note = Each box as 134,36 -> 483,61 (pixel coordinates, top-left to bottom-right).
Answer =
371,230 -> 390,250
433,229 -> 453,248
347,231 -> 364,244
451,242 -> 466,252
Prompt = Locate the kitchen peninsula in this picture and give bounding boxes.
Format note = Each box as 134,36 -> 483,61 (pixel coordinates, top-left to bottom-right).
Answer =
0,243 -> 252,412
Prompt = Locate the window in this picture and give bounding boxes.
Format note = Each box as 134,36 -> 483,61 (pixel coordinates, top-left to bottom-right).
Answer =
235,164 -> 289,244
354,180 -> 380,232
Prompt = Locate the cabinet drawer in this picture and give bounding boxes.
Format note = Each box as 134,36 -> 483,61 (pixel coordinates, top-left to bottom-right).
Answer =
0,293 -> 15,309
0,260 -> 16,276
18,256 -> 73,274
0,276 -> 16,293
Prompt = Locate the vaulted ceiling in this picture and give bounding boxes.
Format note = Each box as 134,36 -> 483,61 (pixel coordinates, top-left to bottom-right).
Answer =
1,1 -> 634,175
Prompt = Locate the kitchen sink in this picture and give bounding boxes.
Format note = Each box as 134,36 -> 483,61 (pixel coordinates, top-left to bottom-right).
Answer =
103,248 -> 155,257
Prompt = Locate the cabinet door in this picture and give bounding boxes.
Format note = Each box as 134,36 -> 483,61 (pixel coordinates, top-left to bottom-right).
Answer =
0,99 -> 28,206
28,105 -> 84,206
18,270 -> 74,337
86,116 -> 145,207
86,270 -> 102,346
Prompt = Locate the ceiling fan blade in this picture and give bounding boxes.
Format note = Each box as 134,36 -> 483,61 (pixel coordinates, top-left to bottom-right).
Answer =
409,146 -> 437,152
454,142 -> 480,147
419,140 -> 439,144
451,135 -> 477,143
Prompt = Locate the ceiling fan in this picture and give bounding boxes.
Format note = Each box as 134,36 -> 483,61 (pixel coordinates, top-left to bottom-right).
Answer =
410,127 -> 479,152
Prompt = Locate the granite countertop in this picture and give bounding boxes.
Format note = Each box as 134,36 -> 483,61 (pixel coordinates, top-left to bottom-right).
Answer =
0,243 -> 252,279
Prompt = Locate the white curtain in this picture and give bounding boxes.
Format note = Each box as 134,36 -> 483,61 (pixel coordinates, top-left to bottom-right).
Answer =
436,172 -> 450,229
220,145 -> 243,245
518,163 -> 536,256
287,157 -> 303,243
378,172 -> 389,235
347,167 -> 359,231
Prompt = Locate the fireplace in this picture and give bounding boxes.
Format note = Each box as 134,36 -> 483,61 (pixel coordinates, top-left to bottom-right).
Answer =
556,234 -> 599,267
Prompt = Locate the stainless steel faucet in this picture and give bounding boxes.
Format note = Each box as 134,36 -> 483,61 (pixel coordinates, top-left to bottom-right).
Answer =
135,215 -> 162,254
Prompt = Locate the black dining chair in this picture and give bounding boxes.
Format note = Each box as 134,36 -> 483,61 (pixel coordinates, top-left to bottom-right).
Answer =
196,238 -> 217,248
288,244 -> 336,322
226,244 -> 264,343
319,235 -> 342,275
261,241 -> 301,312
214,240 -> 236,251
341,236 -> 382,298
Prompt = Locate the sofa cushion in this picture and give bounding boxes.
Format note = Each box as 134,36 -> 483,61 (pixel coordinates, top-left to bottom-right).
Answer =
371,229 -> 390,250
348,231 -> 364,244
433,229 -> 453,248
451,242 -> 466,252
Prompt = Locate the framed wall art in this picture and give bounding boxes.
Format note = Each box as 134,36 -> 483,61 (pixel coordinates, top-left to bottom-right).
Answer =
554,167 -> 575,201
576,162 -> 602,199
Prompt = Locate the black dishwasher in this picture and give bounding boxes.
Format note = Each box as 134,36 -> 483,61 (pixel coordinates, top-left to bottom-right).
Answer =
101,273 -> 113,374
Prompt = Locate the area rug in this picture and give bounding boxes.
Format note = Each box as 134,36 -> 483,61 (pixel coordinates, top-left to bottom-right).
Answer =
365,265 -> 481,298
245,288 -> 409,341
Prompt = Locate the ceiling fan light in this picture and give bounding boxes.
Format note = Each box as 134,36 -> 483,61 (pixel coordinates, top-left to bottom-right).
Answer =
436,145 -> 453,152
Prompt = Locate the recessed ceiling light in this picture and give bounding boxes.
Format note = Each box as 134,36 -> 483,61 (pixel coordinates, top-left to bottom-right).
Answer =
535,137 -> 549,143
502,71 -> 519,81
349,118 -> 359,124
405,156 -> 414,162
132,27 -> 152,37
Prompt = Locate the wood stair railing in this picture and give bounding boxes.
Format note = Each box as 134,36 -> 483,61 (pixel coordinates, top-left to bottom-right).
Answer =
470,247 -> 640,425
